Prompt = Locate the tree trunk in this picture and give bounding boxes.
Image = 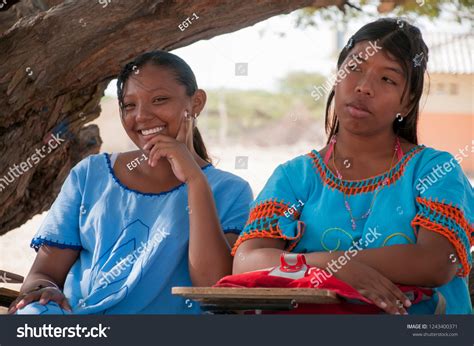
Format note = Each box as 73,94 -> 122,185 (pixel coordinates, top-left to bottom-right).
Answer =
0,0 -> 344,236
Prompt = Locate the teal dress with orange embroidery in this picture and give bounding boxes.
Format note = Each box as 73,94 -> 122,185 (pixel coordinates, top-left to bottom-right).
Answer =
232,145 -> 473,314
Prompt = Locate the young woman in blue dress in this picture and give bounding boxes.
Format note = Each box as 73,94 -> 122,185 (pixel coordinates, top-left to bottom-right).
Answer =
10,51 -> 253,314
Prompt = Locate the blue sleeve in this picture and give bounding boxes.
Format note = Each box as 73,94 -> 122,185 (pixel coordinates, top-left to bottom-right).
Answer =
220,180 -> 253,235
30,160 -> 87,252
231,156 -> 309,256
412,150 -> 473,277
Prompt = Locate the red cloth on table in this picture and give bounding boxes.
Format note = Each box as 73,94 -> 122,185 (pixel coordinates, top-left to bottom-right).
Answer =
214,254 -> 434,314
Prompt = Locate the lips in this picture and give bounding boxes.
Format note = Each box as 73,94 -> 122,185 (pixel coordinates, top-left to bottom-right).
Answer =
346,101 -> 372,118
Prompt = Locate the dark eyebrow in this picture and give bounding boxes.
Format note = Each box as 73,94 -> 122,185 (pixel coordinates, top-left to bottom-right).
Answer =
350,50 -> 405,77
384,66 -> 404,76
123,86 -> 170,99
148,86 -> 170,92
126,76 -> 171,93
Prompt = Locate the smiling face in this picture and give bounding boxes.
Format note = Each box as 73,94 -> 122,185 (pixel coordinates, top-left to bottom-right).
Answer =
334,40 -> 412,137
120,63 -> 204,150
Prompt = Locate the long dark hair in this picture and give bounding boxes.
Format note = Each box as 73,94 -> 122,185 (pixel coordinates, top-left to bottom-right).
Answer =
325,18 -> 429,145
116,50 -> 211,163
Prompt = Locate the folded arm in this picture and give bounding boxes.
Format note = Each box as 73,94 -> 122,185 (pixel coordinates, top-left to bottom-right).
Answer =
233,227 -> 458,287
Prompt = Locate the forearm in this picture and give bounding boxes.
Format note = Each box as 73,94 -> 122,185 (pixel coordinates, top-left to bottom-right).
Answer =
187,174 -> 233,286
305,244 -> 455,287
234,241 -> 454,287
20,272 -> 61,294
233,244 -> 288,274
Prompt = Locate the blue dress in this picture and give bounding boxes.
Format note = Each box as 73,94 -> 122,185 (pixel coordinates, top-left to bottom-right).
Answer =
232,145 -> 473,314
17,153 -> 253,314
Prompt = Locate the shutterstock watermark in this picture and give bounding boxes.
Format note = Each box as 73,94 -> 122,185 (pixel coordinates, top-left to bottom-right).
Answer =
97,228 -> 170,288
0,134 -> 65,193
415,141 -> 473,194
311,40 -> 382,102
309,226 -> 382,287
17,323 -> 110,338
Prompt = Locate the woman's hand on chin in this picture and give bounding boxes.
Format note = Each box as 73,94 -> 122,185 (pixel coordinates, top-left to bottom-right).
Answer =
143,115 -> 203,184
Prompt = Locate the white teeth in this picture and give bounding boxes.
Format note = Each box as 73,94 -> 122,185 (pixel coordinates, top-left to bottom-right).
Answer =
141,126 -> 165,135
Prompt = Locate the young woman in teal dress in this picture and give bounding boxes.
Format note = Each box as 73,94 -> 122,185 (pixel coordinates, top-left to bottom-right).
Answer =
232,18 -> 473,315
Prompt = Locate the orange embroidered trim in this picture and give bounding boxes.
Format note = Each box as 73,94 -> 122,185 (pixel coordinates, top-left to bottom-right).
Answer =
411,215 -> 471,277
416,197 -> 474,239
230,228 -> 301,256
307,146 -> 424,195
231,199 -> 304,256
247,198 -> 300,223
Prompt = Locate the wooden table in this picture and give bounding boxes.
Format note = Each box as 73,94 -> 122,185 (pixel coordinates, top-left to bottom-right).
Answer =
0,270 -> 24,284
0,287 -> 20,308
172,287 -> 341,314
0,270 -> 23,310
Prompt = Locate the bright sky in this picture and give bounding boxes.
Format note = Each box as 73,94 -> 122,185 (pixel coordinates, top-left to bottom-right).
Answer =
104,6 -> 471,96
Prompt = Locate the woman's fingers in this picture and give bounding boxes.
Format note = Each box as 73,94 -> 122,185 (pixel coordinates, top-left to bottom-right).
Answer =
175,115 -> 188,143
384,280 -> 410,313
7,295 -> 25,314
39,289 -> 56,305
360,289 -> 391,313
339,261 -> 410,315
13,291 -> 41,310
7,303 -> 16,314
376,276 -> 409,314
39,289 -> 71,312
60,297 -> 73,312
360,285 -> 406,315
176,112 -> 194,146
142,117 -> 193,166
8,289 -> 69,314
373,282 -> 403,314
382,293 -> 407,314
148,143 -> 164,166
143,134 -> 173,151
148,147 -> 163,167
148,144 -> 173,167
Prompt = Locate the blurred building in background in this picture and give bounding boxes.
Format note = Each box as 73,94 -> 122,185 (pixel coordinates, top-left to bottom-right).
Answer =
420,32 -> 473,176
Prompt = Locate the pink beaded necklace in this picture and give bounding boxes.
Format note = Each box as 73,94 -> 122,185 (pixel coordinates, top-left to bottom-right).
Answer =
324,135 -> 404,230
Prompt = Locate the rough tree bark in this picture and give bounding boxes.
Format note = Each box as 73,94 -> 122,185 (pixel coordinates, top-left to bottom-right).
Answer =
0,0 -> 346,236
